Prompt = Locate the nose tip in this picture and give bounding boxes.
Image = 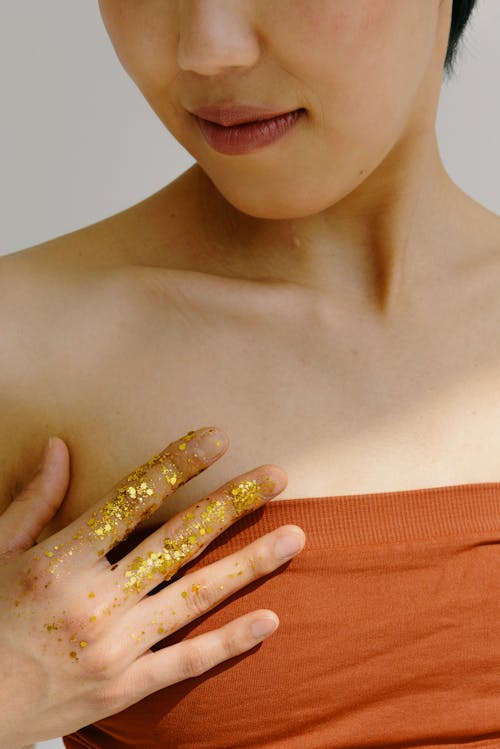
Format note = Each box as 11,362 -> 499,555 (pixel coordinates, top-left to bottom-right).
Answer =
177,13 -> 260,75
178,45 -> 259,77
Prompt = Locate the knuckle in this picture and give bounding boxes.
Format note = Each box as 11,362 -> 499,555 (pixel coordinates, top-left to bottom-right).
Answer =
242,542 -> 274,579
181,641 -> 212,679
180,623 -> 246,680
81,641 -> 119,681
181,578 -> 219,616
82,654 -> 112,681
219,624 -> 245,658
16,560 -> 58,602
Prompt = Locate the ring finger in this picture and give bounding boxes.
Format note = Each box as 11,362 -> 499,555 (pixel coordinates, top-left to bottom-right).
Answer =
114,523 -> 305,658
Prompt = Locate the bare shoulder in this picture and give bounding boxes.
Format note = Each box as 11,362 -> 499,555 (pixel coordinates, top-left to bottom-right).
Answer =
0,225 -> 124,368
0,178 -> 203,507
0,170 -> 191,330
0,215 -> 150,506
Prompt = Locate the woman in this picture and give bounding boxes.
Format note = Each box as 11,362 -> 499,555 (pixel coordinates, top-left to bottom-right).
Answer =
2,0 -> 499,746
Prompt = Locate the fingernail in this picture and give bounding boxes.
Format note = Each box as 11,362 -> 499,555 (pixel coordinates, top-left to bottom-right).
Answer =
275,530 -> 305,560
257,469 -> 287,499
184,427 -> 228,462
251,615 -> 279,639
37,437 -> 53,472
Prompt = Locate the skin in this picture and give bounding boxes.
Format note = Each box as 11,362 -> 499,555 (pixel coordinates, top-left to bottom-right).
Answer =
1,0 -> 500,544
0,428 -> 304,747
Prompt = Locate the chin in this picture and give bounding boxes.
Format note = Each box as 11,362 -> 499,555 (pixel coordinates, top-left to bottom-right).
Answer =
214,185 -> 343,221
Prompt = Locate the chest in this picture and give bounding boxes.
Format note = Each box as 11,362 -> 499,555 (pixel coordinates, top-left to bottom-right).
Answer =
29,284 -> 500,540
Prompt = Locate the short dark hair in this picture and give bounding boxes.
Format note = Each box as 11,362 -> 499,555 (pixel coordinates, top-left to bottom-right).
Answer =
444,0 -> 479,77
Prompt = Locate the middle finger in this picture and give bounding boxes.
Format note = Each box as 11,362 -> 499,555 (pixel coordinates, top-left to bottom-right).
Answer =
108,464 -> 287,606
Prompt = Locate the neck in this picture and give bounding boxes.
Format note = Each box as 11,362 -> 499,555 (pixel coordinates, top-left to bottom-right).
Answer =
192,128 -> 479,319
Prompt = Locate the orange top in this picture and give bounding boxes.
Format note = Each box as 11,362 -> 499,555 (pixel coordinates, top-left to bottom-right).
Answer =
64,482 -> 500,749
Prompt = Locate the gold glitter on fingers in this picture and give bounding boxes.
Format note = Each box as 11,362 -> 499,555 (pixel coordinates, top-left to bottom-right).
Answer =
120,493 -> 232,595
119,471 -> 279,597
83,476 -> 160,548
65,427 -> 228,558
225,477 -> 276,515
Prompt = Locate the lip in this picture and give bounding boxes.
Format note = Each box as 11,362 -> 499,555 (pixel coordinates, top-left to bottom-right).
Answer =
190,104 -> 300,127
193,108 -> 305,156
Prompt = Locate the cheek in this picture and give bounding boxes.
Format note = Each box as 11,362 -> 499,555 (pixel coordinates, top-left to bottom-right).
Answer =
277,1 -> 437,139
271,0 -> 397,66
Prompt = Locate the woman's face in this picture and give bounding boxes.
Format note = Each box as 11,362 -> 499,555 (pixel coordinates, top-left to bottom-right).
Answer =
98,0 -> 449,220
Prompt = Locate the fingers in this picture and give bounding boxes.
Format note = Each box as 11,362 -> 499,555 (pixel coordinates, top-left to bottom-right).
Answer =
118,608 -> 280,705
108,464 -> 287,603
113,523 -> 305,660
0,437 -> 70,554
55,427 -> 228,563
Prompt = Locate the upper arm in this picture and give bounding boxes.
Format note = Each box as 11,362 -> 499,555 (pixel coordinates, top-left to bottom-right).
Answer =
0,253 -> 55,513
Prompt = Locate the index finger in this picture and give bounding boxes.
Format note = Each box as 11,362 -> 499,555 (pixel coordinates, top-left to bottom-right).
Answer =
49,427 -> 228,564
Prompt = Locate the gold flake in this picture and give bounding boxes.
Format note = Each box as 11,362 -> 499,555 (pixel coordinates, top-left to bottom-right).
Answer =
119,474 -> 269,595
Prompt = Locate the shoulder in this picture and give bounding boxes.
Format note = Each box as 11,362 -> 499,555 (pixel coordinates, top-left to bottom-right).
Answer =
0,219 -> 147,505
0,230 -> 119,365
0,177 -> 185,339
0,186 -> 194,475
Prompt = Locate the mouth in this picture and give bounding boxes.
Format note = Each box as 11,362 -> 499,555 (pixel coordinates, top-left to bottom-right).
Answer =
190,104 -> 306,128
193,108 -> 307,155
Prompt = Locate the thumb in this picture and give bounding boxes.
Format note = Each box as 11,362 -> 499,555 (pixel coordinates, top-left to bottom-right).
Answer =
0,437 -> 70,554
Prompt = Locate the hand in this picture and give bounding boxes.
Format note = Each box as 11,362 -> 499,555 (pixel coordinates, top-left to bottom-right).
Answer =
0,427 -> 305,748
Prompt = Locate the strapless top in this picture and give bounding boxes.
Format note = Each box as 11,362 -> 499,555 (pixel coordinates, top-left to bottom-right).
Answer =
64,481 -> 500,749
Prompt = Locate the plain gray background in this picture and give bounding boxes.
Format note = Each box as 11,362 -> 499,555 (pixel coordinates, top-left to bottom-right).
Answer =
0,2 -> 497,748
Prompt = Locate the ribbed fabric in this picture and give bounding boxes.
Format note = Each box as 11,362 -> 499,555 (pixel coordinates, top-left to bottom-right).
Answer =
64,481 -> 500,749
